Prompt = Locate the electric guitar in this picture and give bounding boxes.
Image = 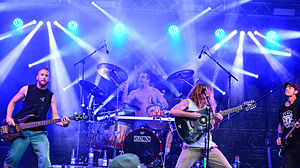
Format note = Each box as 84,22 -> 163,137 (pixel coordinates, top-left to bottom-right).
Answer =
175,100 -> 256,144
278,119 -> 300,157
0,114 -> 87,143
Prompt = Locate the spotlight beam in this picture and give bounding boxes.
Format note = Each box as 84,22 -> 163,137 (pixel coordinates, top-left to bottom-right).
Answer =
247,31 -> 291,80
47,21 -> 79,116
232,31 -> 245,99
0,21 -> 43,84
211,30 -> 238,53
180,7 -> 212,29
91,1 -> 119,23
0,20 -> 37,41
254,30 -> 293,56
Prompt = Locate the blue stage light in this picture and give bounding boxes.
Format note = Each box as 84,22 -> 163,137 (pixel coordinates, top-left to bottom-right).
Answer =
13,18 -> 23,28
215,29 -> 225,38
115,23 -> 125,33
168,25 -> 179,36
266,30 -> 277,40
67,20 -> 78,30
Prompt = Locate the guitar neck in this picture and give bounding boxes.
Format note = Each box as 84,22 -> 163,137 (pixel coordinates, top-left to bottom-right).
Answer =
20,116 -> 73,130
219,105 -> 243,116
284,119 -> 300,141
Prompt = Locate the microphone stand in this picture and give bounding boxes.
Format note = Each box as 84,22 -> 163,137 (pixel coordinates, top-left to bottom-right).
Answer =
202,90 -> 212,168
73,41 -> 107,164
202,45 -> 238,117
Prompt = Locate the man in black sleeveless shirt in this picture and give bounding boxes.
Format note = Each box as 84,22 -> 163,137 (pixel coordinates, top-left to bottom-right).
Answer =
4,68 -> 70,168
276,82 -> 300,168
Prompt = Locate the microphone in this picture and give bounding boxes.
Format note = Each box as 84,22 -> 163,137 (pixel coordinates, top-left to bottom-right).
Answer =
201,86 -> 206,94
104,41 -> 109,54
198,45 -> 206,59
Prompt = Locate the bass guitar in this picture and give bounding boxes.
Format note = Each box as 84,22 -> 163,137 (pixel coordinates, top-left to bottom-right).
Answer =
175,100 -> 256,144
0,114 -> 87,143
278,118 -> 300,157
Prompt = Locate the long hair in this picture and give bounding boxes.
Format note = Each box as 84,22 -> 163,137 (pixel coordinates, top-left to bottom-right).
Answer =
188,82 -> 216,113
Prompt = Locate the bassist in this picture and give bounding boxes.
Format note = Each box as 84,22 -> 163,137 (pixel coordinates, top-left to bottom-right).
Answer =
3,68 -> 70,168
170,82 -> 231,168
277,82 -> 300,168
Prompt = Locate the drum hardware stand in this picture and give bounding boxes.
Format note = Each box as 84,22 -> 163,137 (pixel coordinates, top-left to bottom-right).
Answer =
74,41 -> 107,164
110,78 -> 121,158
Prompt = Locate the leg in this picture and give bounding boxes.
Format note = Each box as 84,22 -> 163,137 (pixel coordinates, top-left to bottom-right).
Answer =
175,146 -> 202,168
30,131 -> 51,168
4,136 -> 30,168
208,148 -> 231,168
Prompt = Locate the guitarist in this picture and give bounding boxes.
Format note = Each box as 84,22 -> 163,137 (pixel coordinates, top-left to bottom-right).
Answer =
170,82 -> 231,168
3,68 -> 70,168
276,82 -> 300,168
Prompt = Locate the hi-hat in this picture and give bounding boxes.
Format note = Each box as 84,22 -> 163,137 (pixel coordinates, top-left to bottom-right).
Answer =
167,69 -> 194,82
79,80 -> 104,97
97,63 -> 128,85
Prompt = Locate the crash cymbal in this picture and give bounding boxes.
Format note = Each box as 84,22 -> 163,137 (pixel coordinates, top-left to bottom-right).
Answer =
97,63 -> 128,84
167,69 -> 194,82
79,80 -> 104,97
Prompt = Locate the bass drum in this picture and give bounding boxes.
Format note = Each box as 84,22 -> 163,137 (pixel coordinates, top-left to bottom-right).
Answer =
123,128 -> 161,166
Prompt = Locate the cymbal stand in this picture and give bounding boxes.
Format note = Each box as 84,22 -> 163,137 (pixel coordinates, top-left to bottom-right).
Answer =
73,41 -> 106,164
110,77 -> 121,158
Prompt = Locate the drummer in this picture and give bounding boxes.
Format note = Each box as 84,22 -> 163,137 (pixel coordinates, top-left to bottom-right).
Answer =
122,72 -> 169,129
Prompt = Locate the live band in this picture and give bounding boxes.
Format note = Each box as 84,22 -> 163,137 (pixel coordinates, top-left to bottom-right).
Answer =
1,65 -> 300,168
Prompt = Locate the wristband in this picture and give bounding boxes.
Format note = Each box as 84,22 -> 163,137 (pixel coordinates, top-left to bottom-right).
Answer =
278,133 -> 282,138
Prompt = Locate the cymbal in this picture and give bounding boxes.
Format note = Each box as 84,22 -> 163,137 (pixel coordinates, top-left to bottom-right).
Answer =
79,80 -> 104,97
167,69 -> 194,82
97,63 -> 128,84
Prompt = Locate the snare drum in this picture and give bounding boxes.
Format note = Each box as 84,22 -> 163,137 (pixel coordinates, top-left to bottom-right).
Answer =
123,128 -> 161,166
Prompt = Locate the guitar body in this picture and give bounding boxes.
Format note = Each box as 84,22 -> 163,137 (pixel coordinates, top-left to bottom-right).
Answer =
0,114 -> 86,143
0,115 -> 38,143
1,121 -> 26,143
175,107 -> 213,144
174,100 -> 256,144
278,119 -> 300,157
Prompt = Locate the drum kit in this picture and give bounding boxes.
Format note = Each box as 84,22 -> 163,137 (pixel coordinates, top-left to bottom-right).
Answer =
79,63 -> 194,167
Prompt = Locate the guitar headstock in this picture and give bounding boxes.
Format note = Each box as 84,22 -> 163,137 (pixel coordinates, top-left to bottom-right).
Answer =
242,100 -> 256,111
72,113 -> 88,121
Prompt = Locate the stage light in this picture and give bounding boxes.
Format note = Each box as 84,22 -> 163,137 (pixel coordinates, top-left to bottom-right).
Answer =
211,30 -> 237,53
67,20 -> 78,30
168,25 -> 179,36
266,30 -> 277,40
215,29 -> 225,38
115,23 -> 125,33
13,18 -> 23,29
248,31 -> 291,80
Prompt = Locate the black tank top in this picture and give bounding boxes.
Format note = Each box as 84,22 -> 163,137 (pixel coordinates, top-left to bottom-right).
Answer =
19,85 -> 53,131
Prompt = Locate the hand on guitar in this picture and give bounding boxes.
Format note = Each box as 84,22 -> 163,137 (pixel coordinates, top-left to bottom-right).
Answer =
276,137 -> 282,146
6,117 -> 16,126
295,121 -> 300,128
57,116 -> 70,127
191,112 -> 201,119
215,113 -> 223,122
